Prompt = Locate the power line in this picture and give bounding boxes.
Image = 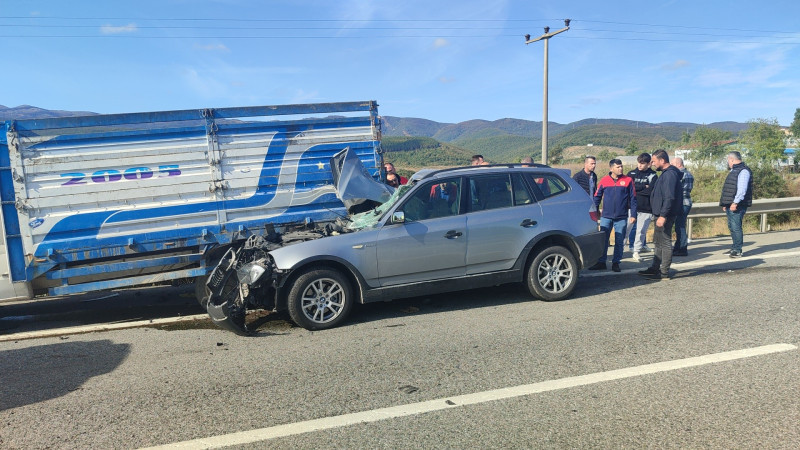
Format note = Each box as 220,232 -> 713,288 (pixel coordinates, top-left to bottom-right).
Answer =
0,34 -> 796,45
1,15 -> 798,35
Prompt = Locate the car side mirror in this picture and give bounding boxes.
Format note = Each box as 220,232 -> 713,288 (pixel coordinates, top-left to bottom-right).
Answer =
392,211 -> 405,224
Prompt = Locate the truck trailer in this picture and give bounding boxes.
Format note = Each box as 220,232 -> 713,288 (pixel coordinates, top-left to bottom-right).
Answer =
0,101 -> 383,303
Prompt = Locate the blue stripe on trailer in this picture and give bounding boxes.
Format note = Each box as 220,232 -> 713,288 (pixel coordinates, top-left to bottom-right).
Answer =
0,123 -> 27,282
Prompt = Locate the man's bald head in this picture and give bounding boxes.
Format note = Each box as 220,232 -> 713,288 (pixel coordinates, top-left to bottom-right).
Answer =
673,157 -> 685,169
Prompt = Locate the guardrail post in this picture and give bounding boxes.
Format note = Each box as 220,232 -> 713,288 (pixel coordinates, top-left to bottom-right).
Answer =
687,218 -> 693,242
760,214 -> 768,233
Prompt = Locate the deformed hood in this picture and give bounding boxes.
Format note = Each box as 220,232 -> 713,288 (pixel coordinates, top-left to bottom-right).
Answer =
330,146 -> 394,211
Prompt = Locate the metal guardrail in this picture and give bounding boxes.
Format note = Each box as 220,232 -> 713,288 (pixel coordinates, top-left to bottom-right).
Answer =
687,196 -> 800,237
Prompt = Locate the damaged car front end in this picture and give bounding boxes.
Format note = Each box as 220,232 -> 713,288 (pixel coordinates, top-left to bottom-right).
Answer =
203,147 -> 401,335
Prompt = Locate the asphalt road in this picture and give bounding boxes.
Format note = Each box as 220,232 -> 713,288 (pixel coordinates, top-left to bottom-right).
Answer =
1,231 -> 799,448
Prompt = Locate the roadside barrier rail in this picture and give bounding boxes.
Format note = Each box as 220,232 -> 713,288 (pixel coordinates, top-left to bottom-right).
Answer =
687,196 -> 800,237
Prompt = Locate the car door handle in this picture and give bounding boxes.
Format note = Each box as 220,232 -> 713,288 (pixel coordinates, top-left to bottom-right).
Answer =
520,219 -> 538,228
444,230 -> 463,239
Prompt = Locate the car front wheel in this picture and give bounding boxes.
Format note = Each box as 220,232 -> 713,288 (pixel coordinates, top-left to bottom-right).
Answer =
287,268 -> 354,330
526,246 -> 577,301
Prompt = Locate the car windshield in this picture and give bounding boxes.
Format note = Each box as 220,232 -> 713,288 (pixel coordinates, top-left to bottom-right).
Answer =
346,183 -> 413,230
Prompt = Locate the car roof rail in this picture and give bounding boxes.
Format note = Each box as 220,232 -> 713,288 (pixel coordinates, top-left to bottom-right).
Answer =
415,163 -> 553,180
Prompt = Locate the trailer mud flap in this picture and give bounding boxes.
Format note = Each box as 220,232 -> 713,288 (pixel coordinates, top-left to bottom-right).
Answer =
205,248 -> 250,336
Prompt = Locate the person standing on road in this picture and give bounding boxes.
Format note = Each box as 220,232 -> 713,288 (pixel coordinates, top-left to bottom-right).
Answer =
672,157 -> 694,256
589,159 -> 637,272
626,153 -> 657,261
573,156 -> 598,196
639,150 -> 682,280
719,151 -> 753,258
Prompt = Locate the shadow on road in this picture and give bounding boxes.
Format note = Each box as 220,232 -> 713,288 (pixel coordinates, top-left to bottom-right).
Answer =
0,339 -> 129,411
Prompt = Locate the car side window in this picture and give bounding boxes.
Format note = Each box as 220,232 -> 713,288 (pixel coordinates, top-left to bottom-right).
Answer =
470,174 -> 512,211
527,173 -> 568,199
401,177 -> 461,221
511,173 -> 533,205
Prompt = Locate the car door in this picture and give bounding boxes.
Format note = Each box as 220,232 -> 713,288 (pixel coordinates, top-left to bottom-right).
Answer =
465,172 -> 544,274
376,177 -> 467,286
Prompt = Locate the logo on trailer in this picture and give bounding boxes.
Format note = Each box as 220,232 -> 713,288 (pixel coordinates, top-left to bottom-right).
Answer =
29,218 -> 44,229
60,165 -> 181,186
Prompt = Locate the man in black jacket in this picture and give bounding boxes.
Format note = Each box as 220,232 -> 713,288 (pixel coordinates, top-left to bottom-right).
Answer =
719,151 -> 753,257
572,156 -> 597,196
639,150 -> 682,280
626,153 -> 658,261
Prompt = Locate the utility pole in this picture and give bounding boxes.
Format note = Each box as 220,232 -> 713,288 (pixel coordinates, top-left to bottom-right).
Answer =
525,19 -> 570,165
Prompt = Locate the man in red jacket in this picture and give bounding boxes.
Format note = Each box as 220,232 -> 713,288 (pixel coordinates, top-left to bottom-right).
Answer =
589,159 -> 637,272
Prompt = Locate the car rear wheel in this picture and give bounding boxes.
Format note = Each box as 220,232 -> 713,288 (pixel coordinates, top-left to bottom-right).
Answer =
526,245 -> 577,301
287,268 -> 354,330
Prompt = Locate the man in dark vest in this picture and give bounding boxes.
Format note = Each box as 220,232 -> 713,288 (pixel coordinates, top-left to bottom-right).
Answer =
639,149 -> 682,280
719,151 -> 753,258
572,156 -> 597,196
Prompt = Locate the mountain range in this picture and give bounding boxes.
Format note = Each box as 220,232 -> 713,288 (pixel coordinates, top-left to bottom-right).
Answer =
1,104 -> 750,166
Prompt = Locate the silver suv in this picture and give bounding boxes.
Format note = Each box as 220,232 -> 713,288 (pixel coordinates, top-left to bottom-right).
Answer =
203,162 -> 605,334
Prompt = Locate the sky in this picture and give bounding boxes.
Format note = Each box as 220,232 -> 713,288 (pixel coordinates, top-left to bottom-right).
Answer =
2,0 -> 799,126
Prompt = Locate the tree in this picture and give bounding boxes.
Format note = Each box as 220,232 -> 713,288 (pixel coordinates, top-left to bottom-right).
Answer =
790,108 -> 800,138
689,126 -> 732,167
738,118 -> 785,166
625,140 -> 640,155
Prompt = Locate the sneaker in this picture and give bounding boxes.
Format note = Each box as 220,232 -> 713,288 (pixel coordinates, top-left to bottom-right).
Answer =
612,263 -> 621,272
632,252 -> 641,262
729,250 -> 743,258
672,249 -> 688,257
641,272 -> 662,281
640,246 -> 652,253
722,249 -> 733,255
588,262 -> 607,270
638,267 -> 659,276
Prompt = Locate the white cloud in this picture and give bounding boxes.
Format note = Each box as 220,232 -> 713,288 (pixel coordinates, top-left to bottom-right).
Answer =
194,43 -> 230,52
100,24 -> 138,34
290,89 -> 320,103
433,38 -> 450,49
661,59 -> 690,71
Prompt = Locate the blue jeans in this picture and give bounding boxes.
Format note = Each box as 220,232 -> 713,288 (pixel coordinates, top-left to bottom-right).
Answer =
628,221 -> 636,250
726,207 -> 747,252
599,217 -> 627,264
673,204 -> 691,251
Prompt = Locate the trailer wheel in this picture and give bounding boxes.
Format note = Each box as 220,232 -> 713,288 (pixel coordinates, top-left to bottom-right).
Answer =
287,268 -> 353,330
194,275 -> 211,309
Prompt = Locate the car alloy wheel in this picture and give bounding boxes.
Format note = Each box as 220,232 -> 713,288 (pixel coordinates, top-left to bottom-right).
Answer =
288,268 -> 354,330
526,245 -> 577,301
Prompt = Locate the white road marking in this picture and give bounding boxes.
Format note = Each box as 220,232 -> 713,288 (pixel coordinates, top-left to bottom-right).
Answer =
0,314 -> 209,342
142,343 -> 797,449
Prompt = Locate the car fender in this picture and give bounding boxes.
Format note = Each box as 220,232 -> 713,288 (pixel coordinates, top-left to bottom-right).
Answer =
274,254 -> 373,308
513,230 -> 585,273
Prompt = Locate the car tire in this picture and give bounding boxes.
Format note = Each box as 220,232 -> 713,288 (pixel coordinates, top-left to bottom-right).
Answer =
526,245 -> 577,301
287,268 -> 354,330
